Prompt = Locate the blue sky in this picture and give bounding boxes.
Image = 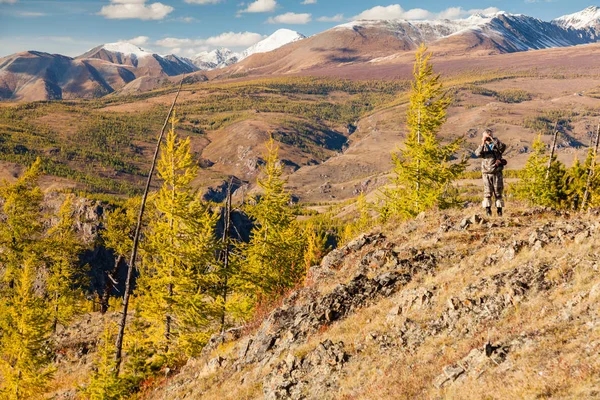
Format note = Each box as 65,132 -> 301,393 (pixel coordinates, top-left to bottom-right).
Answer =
0,0 -> 596,57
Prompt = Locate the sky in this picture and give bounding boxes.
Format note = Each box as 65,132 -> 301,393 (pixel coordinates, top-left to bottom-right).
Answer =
0,0 -> 597,57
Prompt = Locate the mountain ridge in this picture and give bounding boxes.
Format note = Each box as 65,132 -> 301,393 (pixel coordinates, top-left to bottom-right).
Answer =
3,7 -> 600,101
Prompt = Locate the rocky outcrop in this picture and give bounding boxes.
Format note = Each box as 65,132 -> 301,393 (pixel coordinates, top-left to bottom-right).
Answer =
149,209 -> 600,399
264,340 -> 347,400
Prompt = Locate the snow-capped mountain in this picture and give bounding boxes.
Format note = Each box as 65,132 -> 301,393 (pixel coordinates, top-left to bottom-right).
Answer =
552,6 -> 600,31
334,11 -> 599,52
99,42 -> 154,58
78,42 -> 196,75
188,30 -> 306,70
334,12 -> 500,43
5,7 -> 600,101
192,48 -> 239,71
239,29 -> 306,61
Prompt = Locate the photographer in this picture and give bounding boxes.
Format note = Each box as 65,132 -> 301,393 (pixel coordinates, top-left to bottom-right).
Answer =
475,128 -> 507,217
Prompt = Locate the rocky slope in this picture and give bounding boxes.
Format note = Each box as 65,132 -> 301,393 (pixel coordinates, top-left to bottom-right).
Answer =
143,207 -> 600,399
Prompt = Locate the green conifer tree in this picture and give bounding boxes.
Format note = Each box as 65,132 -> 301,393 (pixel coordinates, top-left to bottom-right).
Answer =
0,258 -> 54,400
241,138 -> 307,301
516,135 -> 567,208
100,197 -> 141,313
0,158 -> 44,285
83,322 -> 125,400
565,147 -> 600,209
381,44 -> 466,220
45,194 -> 86,331
137,114 -> 219,358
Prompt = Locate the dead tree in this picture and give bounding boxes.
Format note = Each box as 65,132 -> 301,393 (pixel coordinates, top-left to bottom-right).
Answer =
546,121 -> 560,181
220,177 -> 234,333
114,77 -> 185,373
581,123 -> 600,211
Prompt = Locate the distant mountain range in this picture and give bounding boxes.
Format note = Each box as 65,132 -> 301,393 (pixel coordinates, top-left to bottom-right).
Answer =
0,29 -> 305,101
2,7 -> 600,101
191,29 -> 306,71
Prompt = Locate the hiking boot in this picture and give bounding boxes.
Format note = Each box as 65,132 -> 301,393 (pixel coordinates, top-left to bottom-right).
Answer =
497,207 -> 503,217
485,207 -> 492,217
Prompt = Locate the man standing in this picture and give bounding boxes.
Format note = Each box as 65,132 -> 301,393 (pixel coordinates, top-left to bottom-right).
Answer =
475,128 -> 507,217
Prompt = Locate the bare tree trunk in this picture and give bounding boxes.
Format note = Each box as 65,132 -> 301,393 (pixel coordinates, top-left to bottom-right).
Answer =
220,178 -> 233,333
546,121 -> 560,181
415,106 -> 422,208
165,280 -> 172,352
581,123 -> 600,211
52,291 -> 59,333
100,254 -> 123,314
114,76 -> 185,374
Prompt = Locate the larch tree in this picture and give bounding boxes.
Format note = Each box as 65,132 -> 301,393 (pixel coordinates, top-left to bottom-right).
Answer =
381,44 -> 466,220
101,197 -> 141,314
45,194 -> 86,331
83,322 -> 126,400
0,257 -> 54,400
241,137 -> 307,301
0,158 -> 44,286
516,135 -> 567,208
137,114 -> 219,359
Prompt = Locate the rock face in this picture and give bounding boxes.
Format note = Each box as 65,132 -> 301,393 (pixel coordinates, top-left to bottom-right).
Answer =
264,339 -> 347,400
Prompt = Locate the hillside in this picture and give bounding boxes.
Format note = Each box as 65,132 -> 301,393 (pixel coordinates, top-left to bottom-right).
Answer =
50,206 -> 600,398
2,54 -> 599,203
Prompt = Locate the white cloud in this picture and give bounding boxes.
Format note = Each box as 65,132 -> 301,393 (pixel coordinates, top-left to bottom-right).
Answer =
205,31 -> 265,46
126,35 -> 149,45
98,0 -> 173,20
178,16 -> 198,22
15,11 -> 47,17
317,14 -> 344,22
353,4 -> 502,21
0,0 -> 18,3
241,0 -> 277,13
185,0 -> 222,3
301,0 -> 317,4
467,7 -> 501,15
267,12 -> 311,24
155,31 -> 265,56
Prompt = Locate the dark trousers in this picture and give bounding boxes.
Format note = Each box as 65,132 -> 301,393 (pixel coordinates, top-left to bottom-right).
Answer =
482,172 -> 504,208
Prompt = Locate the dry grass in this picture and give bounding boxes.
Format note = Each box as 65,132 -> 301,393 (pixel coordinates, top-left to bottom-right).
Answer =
115,206 -> 600,399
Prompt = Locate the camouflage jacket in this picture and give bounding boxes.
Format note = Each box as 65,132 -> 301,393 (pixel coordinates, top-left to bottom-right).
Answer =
475,138 -> 507,174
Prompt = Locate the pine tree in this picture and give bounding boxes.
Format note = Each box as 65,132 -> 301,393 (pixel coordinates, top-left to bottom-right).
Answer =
516,135 -> 567,208
241,138 -> 307,301
0,257 -> 54,400
381,44 -> 466,220
45,194 -> 86,331
137,114 -> 219,358
83,322 -> 125,400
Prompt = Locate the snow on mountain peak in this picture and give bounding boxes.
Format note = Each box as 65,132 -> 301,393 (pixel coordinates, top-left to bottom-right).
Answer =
553,6 -> 600,30
101,42 -> 154,58
191,48 -> 239,70
333,14 -> 499,42
239,29 -> 306,60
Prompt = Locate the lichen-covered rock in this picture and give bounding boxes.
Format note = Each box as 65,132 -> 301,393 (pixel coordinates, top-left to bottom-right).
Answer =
263,340 -> 348,400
